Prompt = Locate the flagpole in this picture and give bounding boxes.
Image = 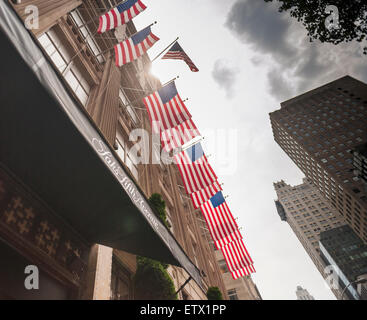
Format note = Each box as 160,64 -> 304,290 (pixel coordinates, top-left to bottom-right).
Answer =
63,29 -> 99,73
151,37 -> 179,62
162,75 -> 179,86
96,21 -> 158,57
63,0 -> 130,69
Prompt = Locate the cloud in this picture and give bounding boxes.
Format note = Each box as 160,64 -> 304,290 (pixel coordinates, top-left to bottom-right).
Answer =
267,68 -> 294,100
225,0 -> 296,61
225,0 -> 367,100
212,59 -> 240,98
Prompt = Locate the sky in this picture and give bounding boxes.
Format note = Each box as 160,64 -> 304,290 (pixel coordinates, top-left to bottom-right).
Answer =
130,0 -> 367,300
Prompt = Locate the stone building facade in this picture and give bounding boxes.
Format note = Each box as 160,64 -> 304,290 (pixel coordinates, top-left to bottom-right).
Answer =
295,286 -> 315,300
215,250 -> 262,300
274,178 -> 346,299
0,0 -> 227,300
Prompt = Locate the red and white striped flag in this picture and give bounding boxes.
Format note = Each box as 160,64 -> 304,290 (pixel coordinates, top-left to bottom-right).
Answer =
114,26 -> 159,67
98,0 -> 147,34
174,143 -> 217,194
232,265 -> 256,280
161,119 -> 200,152
190,181 -> 222,209
214,229 -> 243,250
162,42 -> 199,72
143,82 -> 191,132
200,192 -> 242,249
221,239 -> 254,274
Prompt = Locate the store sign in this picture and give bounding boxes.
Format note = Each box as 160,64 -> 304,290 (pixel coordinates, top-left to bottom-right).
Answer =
92,138 -> 161,233
91,138 -> 203,289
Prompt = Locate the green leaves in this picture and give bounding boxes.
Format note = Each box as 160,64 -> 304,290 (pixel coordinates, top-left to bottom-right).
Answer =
149,193 -> 170,229
134,256 -> 177,300
134,194 -> 176,300
264,0 -> 367,54
207,287 -> 224,300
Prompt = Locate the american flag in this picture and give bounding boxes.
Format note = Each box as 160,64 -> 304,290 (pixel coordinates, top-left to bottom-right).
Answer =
221,239 -> 254,275
115,26 -> 159,67
162,42 -> 199,72
98,0 -> 147,34
200,191 -> 242,249
190,181 -> 222,209
161,119 -> 200,152
232,265 -> 256,280
143,82 -> 191,133
174,143 -> 217,194
214,229 -> 243,250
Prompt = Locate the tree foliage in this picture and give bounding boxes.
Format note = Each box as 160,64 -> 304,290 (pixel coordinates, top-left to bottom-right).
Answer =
134,256 -> 177,300
133,193 -> 176,300
149,193 -> 169,268
264,0 -> 367,54
149,193 -> 170,228
206,287 -> 224,300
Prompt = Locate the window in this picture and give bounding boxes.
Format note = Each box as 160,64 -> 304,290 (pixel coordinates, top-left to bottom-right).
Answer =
38,28 -> 91,105
116,140 -> 126,162
228,289 -> 239,301
111,258 -> 133,300
218,259 -> 229,274
116,135 -> 139,180
119,89 -> 141,125
68,9 -> 105,64
126,152 -> 139,180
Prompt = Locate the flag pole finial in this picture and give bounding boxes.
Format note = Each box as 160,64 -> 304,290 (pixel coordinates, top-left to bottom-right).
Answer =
162,76 -> 179,87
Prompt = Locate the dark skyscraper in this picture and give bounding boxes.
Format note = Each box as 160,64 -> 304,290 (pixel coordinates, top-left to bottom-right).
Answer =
319,225 -> 367,300
270,76 -> 367,244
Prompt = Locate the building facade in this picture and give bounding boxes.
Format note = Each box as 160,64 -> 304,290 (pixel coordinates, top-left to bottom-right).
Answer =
274,178 -> 346,298
295,286 -> 315,300
215,250 -> 262,300
270,76 -> 367,244
352,143 -> 367,187
0,0 -> 227,300
319,225 -> 367,300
